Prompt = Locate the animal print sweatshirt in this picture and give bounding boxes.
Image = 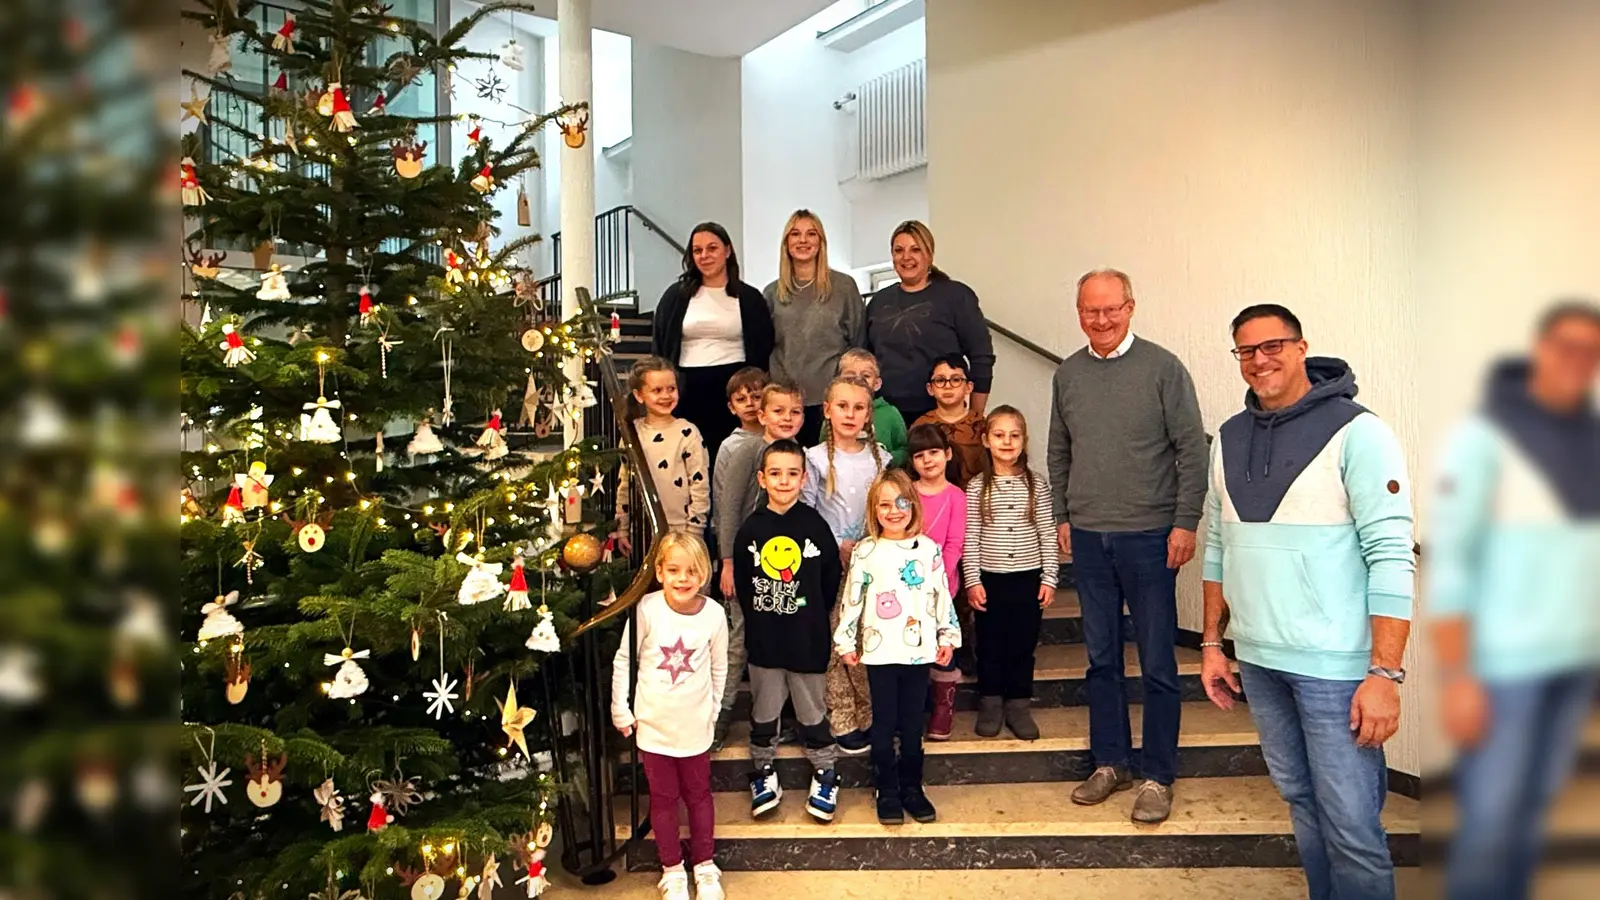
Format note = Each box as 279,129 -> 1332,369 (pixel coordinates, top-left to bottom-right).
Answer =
833,534 -> 961,667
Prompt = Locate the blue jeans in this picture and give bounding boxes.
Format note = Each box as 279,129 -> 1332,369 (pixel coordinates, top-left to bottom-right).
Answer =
1072,527 -> 1181,785
1445,669 -> 1598,900
1238,661 -> 1392,900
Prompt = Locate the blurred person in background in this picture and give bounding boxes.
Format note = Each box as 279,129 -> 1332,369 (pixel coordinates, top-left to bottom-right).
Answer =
1200,304 -> 1415,900
1428,299 -> 1600,900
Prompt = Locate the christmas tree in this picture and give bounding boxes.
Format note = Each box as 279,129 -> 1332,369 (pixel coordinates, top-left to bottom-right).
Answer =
178,2 -> 619,897
2,4 -> 175,899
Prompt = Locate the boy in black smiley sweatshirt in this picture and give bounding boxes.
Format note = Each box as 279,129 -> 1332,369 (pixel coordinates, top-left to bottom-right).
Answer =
732,439 -> 843,822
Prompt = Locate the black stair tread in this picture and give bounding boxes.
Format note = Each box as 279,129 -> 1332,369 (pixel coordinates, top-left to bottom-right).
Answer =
736,646 -> 1218,695
616,776 -> 1420,840
710,701 -> 1259,763
585,867 -> 1348,897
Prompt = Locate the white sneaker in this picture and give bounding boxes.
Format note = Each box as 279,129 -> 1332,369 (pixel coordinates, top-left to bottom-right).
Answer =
658,866 -> 690,900
692,861 -> 726,900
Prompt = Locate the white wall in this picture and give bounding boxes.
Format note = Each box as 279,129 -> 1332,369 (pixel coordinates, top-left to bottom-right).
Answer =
631,42 -> 743,309
533,23 -> 633,277
840,19 -> 929,268
741,5 -> 929,287
926,0 -> 1422,771
1409,0 -> 1600,775
449,1 -> 544,255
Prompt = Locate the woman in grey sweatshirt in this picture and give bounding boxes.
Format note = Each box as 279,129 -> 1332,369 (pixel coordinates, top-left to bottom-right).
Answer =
762,210 -> 866,445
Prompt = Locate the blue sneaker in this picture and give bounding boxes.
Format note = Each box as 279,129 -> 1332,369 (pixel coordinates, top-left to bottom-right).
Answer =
806,768 -> 839,822
834,730 -> 870,756
749,765 -> 781,818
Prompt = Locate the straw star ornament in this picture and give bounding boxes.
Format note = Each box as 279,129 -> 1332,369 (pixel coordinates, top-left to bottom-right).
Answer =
497,681 -> 536,759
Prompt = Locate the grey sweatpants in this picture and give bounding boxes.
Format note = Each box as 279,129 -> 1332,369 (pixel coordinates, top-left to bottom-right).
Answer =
719,599 -> 745,713
748,665 -> 836,771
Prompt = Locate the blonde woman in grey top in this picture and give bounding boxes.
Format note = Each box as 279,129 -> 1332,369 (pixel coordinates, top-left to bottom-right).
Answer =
763,209 -> 866,446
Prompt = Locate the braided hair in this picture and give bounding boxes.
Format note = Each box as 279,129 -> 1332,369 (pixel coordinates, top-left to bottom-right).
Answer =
820,375 -> 884,496
977,405 -> 1037,524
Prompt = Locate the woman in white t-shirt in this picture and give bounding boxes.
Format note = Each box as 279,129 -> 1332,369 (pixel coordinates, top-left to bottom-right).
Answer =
651,222 -> 774,467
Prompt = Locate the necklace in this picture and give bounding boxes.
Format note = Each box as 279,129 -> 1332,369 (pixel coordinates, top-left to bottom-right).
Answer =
793,277 -> 815,291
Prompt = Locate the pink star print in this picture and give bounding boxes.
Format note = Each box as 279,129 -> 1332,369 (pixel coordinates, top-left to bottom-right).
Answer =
657,637 -> 697,684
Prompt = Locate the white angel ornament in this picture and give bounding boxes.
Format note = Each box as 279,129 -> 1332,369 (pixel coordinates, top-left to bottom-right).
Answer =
324,646 -> 372,698
300,395 -> 343,443
197,590 -> 244,642
257,264 -> 291,300
499,38 -> 525,71
455,553 -> 506,606
408,419 -> 444,457
524,608 -> 559,653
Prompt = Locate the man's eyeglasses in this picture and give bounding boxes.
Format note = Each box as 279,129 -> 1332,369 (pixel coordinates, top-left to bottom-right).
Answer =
929,376 -> 969,387
1078,301 -> 1132,322
1231,338 -> 1299,361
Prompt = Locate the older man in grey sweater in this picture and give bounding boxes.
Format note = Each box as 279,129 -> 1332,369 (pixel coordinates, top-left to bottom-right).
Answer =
1047,268 -> 1209,825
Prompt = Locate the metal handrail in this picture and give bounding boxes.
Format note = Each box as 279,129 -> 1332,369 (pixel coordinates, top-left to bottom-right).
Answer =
570,288 -> 667,639
987,317 -> 1064,366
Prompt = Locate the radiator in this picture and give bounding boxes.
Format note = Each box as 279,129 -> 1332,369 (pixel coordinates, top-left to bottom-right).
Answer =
846,58 -> 927,181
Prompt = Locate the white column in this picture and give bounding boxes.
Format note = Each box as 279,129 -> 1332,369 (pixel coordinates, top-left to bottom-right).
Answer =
557,0 -> 594,447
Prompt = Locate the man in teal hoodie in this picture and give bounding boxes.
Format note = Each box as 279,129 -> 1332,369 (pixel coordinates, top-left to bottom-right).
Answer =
1199,304 -> 1414,900
1428,300 -> 1600,900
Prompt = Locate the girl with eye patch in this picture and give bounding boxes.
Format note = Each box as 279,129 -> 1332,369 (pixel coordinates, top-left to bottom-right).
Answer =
834,469 -> 960,825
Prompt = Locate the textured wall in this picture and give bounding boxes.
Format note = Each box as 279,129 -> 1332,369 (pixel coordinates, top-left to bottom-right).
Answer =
925,0 -> 1423,771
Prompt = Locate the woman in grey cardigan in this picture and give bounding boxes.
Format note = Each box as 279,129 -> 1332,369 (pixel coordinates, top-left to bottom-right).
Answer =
762,209 -> 867,445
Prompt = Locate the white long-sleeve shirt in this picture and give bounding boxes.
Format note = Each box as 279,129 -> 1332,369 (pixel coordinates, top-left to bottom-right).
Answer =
833,536 -> 961,666
610,590 -> 729,757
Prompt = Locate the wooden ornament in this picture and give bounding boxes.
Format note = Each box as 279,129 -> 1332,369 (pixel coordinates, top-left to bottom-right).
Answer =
252,240 -> 274,270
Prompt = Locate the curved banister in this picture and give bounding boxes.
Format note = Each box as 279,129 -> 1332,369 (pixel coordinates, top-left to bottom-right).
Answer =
569,286 -> 668,639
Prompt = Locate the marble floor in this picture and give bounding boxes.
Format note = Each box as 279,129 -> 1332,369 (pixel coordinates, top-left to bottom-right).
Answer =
621,776 -> 1420,841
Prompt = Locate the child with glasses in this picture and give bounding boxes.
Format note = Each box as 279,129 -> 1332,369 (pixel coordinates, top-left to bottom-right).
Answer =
912,354 -> 987,486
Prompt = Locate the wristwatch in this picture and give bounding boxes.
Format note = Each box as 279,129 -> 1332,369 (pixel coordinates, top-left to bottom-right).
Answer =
1367,665 -> 1406,684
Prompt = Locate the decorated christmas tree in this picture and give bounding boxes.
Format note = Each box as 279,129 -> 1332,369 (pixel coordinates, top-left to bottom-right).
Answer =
178,2 -> 619,897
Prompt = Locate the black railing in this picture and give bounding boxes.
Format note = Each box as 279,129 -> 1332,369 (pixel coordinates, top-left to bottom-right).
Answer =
552,288 -> 668,883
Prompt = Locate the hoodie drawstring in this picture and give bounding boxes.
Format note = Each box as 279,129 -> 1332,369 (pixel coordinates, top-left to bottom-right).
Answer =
1244,422 -> 1256,483
1262,417 -> 1277,480
1245,416 -> 1279,483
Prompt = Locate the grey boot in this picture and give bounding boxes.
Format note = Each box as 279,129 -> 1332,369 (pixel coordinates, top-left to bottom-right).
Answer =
1003,699 -> 1039,741
975,695 -> 1004,737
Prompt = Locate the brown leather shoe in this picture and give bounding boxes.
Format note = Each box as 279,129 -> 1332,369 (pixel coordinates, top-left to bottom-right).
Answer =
1131,779 -> 1173,824
1070,766 -> 1132,806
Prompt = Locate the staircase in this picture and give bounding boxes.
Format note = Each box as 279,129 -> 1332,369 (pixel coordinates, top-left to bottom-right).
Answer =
609,590 -> 1422,892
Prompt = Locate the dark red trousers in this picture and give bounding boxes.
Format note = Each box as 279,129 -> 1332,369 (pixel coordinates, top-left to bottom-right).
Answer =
640,750 -> 715,867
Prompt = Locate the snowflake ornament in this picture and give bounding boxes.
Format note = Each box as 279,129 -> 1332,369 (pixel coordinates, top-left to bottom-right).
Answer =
423,673 -> 459,719
183,760 -> 233,813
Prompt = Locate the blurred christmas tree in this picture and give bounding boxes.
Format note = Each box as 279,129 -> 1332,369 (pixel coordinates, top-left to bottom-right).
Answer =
1,2 -> 174,899
178,2 -> 618,897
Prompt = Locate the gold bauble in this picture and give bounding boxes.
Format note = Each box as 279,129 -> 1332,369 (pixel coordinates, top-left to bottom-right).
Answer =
561,532 -> 603,573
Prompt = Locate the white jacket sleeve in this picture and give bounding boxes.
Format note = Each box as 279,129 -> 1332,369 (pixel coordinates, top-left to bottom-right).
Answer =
610,619 -> 636,731
708,601 -> 729,709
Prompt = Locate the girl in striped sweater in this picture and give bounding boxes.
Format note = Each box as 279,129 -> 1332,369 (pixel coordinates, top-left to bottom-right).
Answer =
963,406 -> 1058,740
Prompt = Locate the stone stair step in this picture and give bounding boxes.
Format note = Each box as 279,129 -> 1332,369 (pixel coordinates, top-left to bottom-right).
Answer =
728,645 -> 1222,718
564,867 -> 1367,899
618,776 -> 1419,871
1422,774 -> 1600,857
689,702 -> 1264,789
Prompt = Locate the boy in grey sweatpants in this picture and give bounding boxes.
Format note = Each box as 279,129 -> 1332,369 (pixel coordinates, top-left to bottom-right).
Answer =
732,439 -> 843,822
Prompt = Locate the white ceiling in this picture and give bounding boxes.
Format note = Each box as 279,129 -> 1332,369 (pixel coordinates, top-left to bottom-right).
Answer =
526,0 -> 842,58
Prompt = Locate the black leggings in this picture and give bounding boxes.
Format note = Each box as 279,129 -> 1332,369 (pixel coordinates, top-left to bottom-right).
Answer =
866,664 -> 930,795
676,362 -> 743,472
975,569 -> 1044,700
